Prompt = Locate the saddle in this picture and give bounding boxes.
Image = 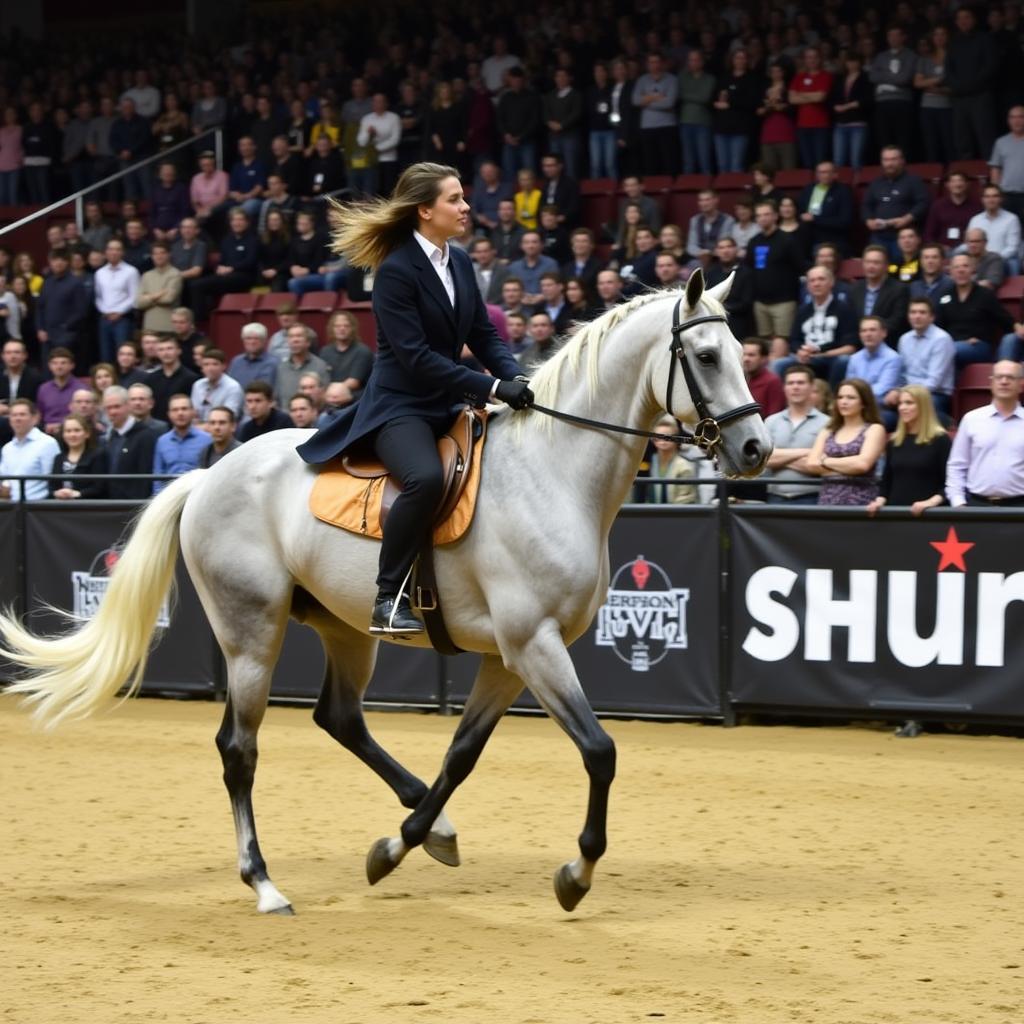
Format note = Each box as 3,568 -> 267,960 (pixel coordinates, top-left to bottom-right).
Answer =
309,406 -> 488,543
309,407 -> 488,657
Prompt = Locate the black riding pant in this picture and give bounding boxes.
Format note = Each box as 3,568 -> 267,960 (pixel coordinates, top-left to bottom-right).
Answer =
373,416 -> 447,594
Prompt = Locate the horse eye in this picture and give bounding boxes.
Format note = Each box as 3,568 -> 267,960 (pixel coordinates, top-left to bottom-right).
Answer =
697,352 -> 716,367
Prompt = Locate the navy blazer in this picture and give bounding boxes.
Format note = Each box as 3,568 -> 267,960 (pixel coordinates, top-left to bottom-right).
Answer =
297,237 -> 523,464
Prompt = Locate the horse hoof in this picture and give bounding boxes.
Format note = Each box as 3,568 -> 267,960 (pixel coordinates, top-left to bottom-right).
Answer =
267,903 -> 295,916
423,831 -> 461,867
553,863 -> 590,912
366,837 -> 398,886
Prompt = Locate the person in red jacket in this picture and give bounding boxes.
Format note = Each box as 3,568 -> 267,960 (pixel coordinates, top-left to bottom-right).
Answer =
789,47 -> 833,170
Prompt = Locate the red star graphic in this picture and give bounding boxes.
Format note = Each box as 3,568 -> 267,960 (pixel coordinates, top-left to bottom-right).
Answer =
930,527 -> 974,572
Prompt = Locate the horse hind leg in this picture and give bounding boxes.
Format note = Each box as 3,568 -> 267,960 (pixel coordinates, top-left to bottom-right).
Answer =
304,606 -> 459,867
215,684 -> 293,915
364,654 -> 522,886
201,573 -> 293,914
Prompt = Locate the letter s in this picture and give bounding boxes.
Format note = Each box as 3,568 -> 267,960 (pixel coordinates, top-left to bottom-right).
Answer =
742,567 -> 800,662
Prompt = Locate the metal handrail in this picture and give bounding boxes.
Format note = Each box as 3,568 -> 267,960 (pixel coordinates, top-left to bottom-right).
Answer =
0,127 -> 223,236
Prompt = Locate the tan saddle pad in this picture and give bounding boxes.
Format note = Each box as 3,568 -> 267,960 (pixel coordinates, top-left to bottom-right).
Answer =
309,408 -> 488,544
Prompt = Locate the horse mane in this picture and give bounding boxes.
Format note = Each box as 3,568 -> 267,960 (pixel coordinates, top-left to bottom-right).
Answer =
520,285 -> 726,429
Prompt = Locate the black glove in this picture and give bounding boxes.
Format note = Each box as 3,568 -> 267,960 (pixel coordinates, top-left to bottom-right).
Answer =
495,378 -> 535,410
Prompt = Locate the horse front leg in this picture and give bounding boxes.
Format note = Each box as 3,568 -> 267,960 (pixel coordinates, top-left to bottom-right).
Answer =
503,620 -> 616,912
364,654 -> 522,885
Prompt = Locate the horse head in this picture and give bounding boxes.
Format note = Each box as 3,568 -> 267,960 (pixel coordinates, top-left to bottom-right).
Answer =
653,268 -> 772,479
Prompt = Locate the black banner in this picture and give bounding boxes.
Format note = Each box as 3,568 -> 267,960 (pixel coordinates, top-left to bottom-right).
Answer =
447,507 -> 723,716
0,505 -> 21,680
730,508 -> 1024,718
23,503 -> 218,695
270,621 -> 441,705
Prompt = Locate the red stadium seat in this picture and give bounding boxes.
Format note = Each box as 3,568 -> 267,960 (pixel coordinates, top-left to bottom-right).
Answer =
953,363 -> 995,422
208,292 -> 258,353
774,169 -> 813,192
674,174 -> 713,192
907,162 -> 944,189
253,290 -> 301,334
855,165 -> 883,186
667,191 -> 699,230
834,166 -> 854,185
997,276 -> 1024,302
641,175 -> 674,194
948,160 -> 989,183
297,290 -> 340,343
711,172 -> 749,191
715,189 -> 748,214
580,178 -> 617,238
838,258 -> 864,281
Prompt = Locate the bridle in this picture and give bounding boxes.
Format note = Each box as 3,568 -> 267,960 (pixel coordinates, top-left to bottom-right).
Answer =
530,297 -> 762,460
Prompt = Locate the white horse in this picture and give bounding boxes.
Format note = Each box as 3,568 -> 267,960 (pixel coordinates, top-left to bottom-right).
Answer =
2,270 -> 770,915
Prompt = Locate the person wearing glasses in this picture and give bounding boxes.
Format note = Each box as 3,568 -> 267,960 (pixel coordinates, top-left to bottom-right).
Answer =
946,362 -> 1024,507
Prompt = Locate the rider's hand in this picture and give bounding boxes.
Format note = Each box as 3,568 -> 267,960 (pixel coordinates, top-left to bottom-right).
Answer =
495,378 -> 535,410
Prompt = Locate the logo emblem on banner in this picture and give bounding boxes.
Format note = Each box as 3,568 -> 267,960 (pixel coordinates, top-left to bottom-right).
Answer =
72,547 -> 170,628
595,555 -> 690,672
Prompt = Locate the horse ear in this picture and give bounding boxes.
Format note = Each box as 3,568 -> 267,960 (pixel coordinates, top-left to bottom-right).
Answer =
705,270 -> 735,305
684,267 -> 705,311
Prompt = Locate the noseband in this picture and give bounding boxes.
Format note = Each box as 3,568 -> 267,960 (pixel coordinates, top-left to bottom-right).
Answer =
530,297 -> 762,460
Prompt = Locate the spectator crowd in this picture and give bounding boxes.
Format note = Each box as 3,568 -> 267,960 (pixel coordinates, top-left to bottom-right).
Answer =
1,1 -> 1023,508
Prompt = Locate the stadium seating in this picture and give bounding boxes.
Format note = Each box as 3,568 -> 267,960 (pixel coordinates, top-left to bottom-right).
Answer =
250,291 -> 297,335
297,291 -> 338,341
953,363 -> 996,421
208,293 -> 257,352
997,276 -> 1024,320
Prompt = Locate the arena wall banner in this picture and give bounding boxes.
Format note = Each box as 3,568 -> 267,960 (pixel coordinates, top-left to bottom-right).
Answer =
23,503 -> 218,695
729,508 -> 1024,718
0,505 -> 22,679
270,620 -> 441,706
447,507 -> 723,717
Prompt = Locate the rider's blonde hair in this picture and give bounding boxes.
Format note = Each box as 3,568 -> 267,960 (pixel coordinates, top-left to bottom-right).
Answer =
328,162 -> 461,271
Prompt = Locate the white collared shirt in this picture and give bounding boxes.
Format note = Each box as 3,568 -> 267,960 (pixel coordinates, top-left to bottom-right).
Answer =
414,231 -> 504,400
414,230 -> 455,307
94,260 -> 141,315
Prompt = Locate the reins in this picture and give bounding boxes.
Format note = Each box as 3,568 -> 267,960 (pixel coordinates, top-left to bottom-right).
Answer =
528,298 -> 762,459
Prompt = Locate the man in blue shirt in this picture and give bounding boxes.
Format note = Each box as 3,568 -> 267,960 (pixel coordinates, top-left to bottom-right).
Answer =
228,323 -> 279,389
226,136 -> 268,221
847,315 -> 904,429
898,297 -> 956,418
506,231 -> 559,305
0,399 -> 61,501
152,394 -> 212,493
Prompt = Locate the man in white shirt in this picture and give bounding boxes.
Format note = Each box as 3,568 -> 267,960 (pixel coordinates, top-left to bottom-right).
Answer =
94,238 -> 141,363
946,361 -> 1024,506
357,94 -> 402,197
966,186 -> 1022,274
120,69 -> 161,119
481,37 -> 521,95
190,348 -> 245,427
0,399 -> 61,501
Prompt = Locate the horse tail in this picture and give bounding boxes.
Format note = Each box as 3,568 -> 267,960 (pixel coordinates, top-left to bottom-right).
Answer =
1,470 -> 205,729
